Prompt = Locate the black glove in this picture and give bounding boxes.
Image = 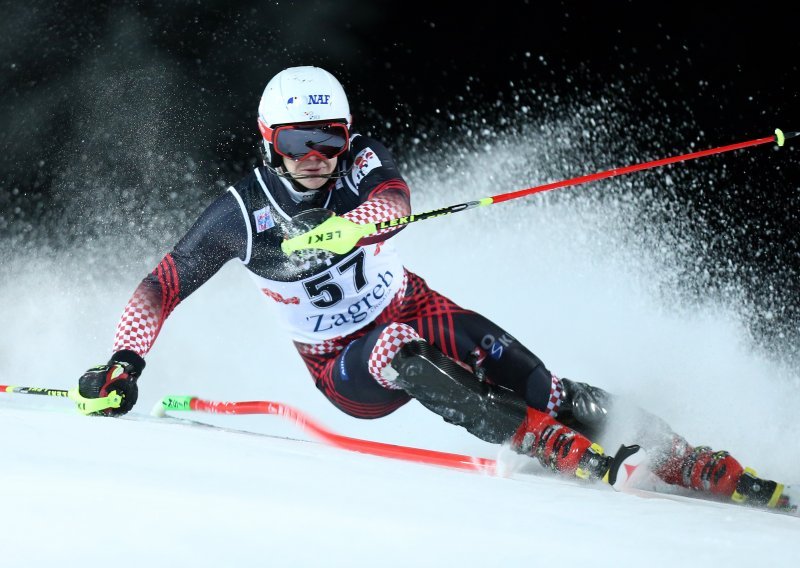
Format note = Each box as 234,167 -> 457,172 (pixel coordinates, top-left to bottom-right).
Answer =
78,350 -> 145,416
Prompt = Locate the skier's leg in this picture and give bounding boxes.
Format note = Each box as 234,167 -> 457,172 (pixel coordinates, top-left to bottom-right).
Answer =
422,309 -> 787,499
294,314 -> 525,427
303,271 -> 627,481
377,321 -> 792,508
385,333 -> 528,443
355,319 -> 612,480
453,321 -> 738,495
295,338 -> 411,419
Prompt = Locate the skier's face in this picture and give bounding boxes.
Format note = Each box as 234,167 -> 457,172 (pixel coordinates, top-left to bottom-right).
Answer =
282,154 -> 337,190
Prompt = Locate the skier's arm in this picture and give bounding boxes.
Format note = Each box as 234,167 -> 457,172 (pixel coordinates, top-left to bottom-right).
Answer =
342,136 -> 411,246
342,181 -> 410,246
111,190 -> 249,359
77,190 -> 248,416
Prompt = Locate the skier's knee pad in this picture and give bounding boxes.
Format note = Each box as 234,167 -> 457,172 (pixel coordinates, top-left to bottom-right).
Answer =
368,322 -> 420,389
558,379 -> 674,448
390,339 -> 527,443
559,378 -> 613,427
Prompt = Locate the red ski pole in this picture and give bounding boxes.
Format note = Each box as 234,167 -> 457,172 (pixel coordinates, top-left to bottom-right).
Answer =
282,129 -> 797,255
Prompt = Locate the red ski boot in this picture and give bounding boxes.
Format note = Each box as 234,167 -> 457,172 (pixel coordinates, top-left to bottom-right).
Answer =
652,436 -> 744,496
511,407 -> 615,481
652,435 -> 794,513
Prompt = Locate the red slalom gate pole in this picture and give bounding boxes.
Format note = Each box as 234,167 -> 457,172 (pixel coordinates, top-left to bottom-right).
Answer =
157,395 -> 499,475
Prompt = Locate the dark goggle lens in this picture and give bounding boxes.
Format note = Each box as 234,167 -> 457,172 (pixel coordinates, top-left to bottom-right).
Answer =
274,124 -> 348,160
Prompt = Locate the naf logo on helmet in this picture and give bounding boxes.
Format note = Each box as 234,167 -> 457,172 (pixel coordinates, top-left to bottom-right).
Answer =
286,95 -> 331,105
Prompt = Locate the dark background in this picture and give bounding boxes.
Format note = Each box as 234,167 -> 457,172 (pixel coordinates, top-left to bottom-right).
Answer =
3,1 -> 798,187
2,0 -> 799,356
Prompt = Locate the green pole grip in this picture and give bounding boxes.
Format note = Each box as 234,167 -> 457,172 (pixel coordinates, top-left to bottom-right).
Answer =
67,388 -> 122,415
281,215 -> 377,255
160,395 -> 194,412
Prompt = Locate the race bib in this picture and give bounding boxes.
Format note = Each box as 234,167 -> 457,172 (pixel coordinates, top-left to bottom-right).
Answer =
247,242 -> 404,342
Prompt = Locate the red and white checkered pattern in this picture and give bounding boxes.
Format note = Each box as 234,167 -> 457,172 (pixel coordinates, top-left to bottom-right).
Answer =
112,285 -> 162,357
297,339 -> 347,356
368,322 -> 420,389
547,374 -> 564,418
343,190 -> 410,238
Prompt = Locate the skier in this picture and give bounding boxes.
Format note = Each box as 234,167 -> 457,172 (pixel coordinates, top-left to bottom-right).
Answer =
77,66 -> 793,513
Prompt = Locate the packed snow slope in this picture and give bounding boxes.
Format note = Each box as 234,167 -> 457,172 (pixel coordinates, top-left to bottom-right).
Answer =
2,110 -> 799,567
1,402 -> 798,568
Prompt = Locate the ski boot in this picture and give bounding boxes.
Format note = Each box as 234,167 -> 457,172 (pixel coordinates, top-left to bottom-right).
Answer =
511,406 -> 646,488
652,436 -> 797,514
653,438 -> 744,495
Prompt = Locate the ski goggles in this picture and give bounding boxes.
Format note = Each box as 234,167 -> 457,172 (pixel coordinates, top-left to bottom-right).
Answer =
263,121 -> 350,161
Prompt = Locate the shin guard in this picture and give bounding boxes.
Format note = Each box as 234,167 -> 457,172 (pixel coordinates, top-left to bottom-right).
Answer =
390,339 -> 527,444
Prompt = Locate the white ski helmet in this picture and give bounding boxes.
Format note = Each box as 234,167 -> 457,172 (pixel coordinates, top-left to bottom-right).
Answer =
257,66 -> 352,167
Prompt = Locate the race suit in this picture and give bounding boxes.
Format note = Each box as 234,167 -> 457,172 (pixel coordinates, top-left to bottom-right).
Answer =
111,134 -> 561,419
